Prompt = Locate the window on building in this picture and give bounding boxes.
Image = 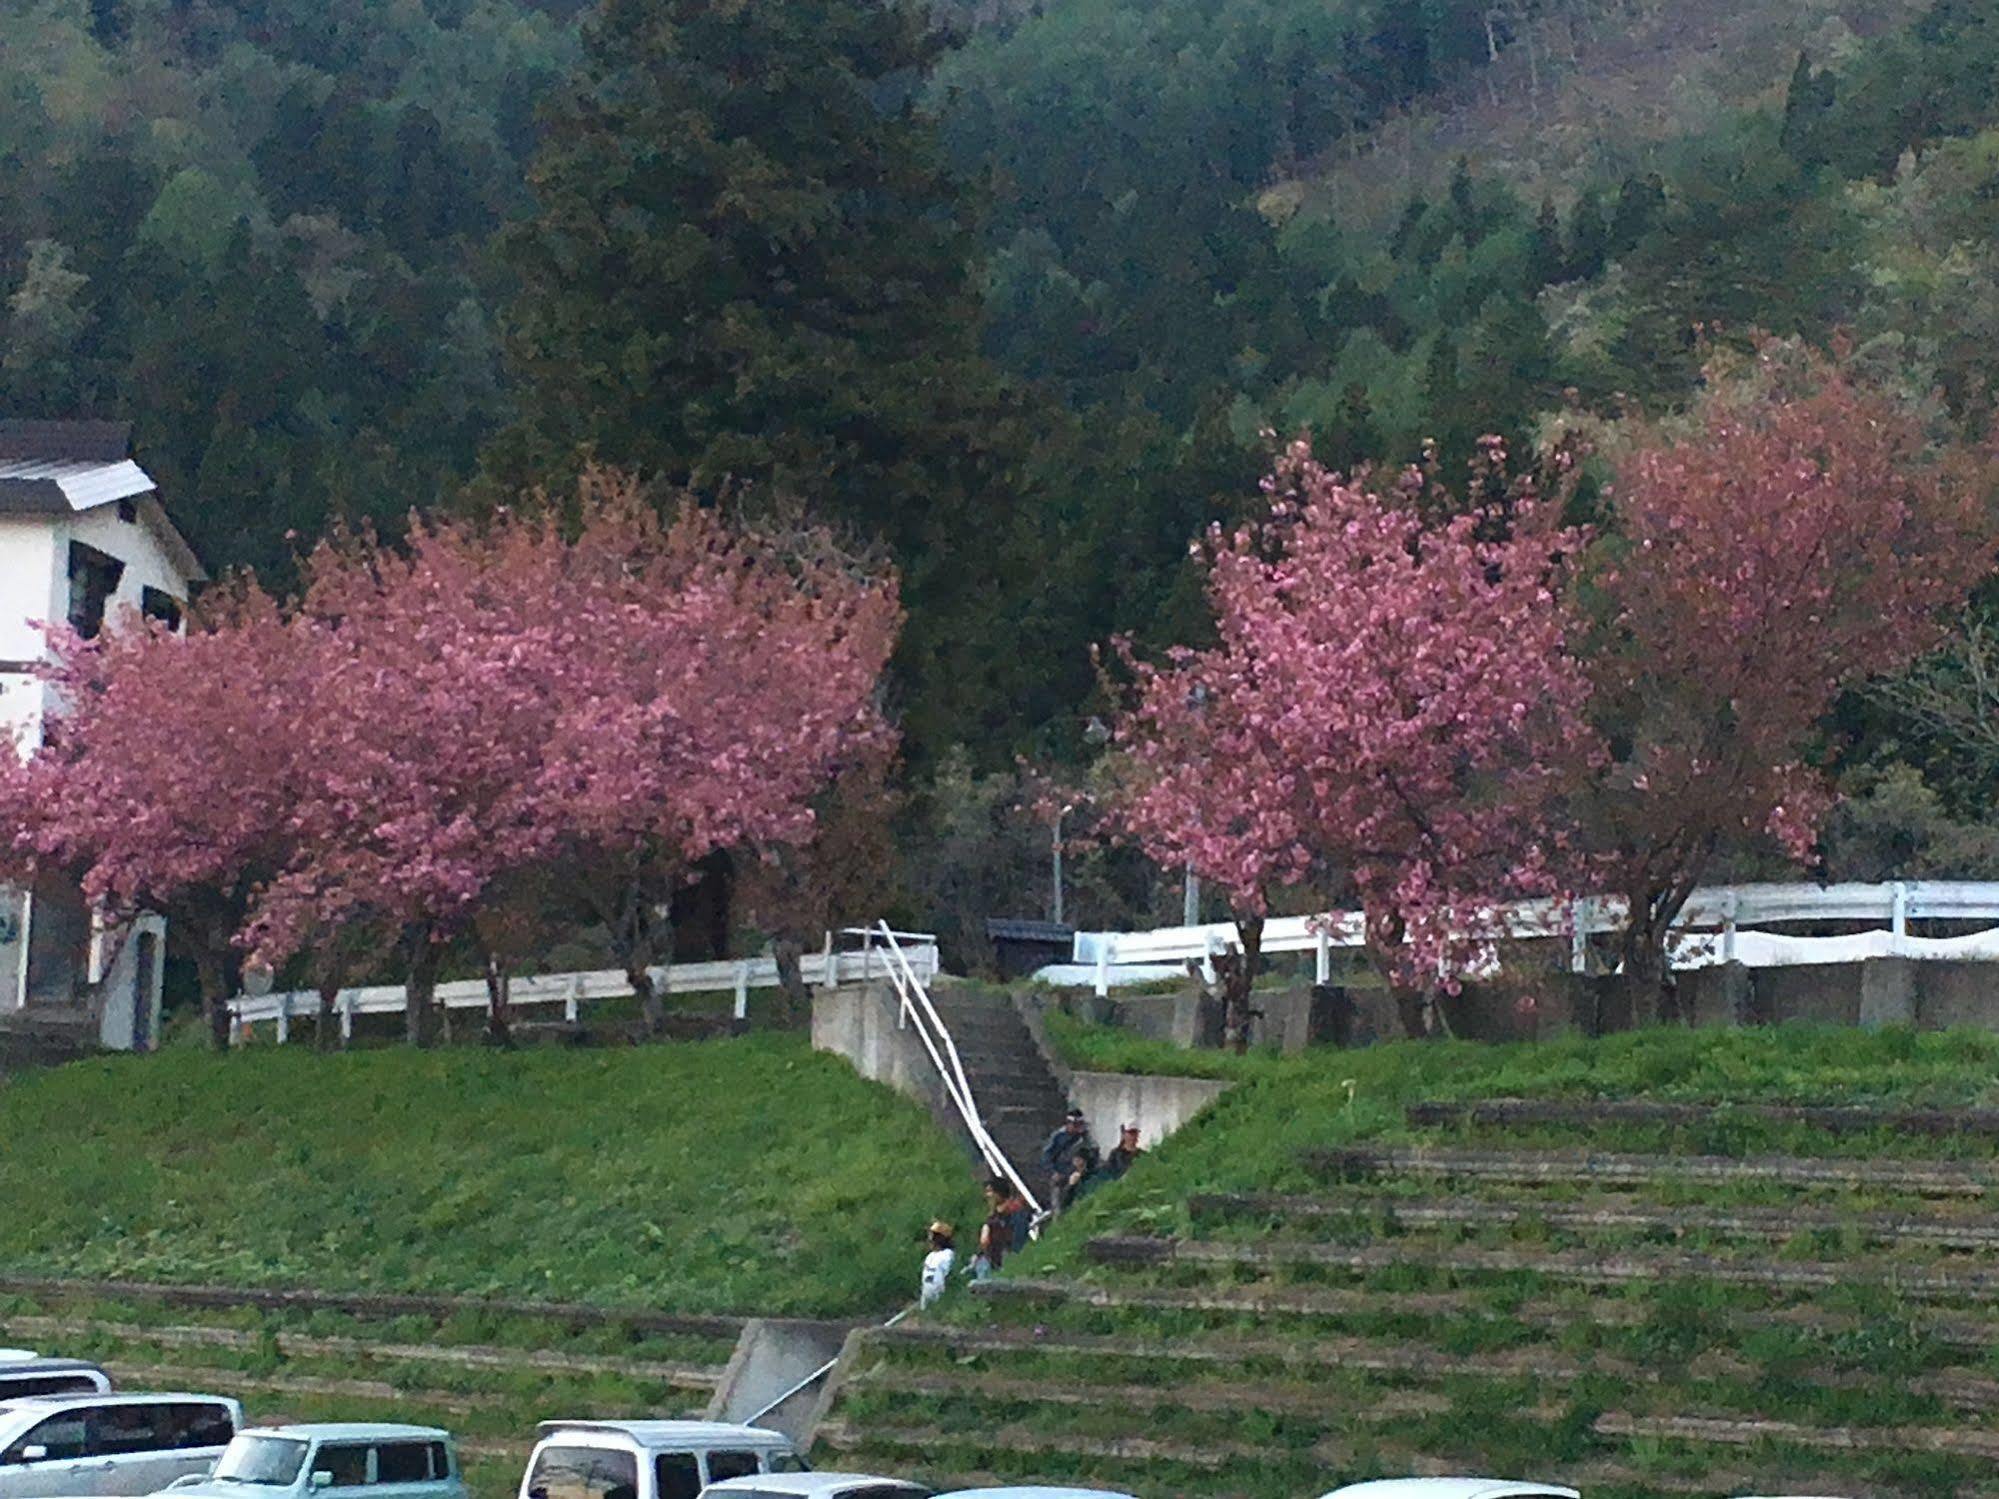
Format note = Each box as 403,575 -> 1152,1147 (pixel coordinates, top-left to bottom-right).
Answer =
66,542 -> 124,640
141,588 -> 183,633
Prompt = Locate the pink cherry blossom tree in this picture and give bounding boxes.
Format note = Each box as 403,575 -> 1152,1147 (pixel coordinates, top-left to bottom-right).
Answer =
242,511 -> 580,1047
538,474 -> 901,1034
1582,345 -> 1996,1014
1107,439 -> 1600,1042
0,584 -> 316,1050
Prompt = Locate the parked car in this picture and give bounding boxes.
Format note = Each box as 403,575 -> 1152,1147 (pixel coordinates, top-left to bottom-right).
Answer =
1314,1483 -> 1579,1499
0,1353 -> 114,1401
701,1476 -> 928,1499
520,1421 -> 804,1499
154,1423 -> 465,1499
0,1392 -> 240,1498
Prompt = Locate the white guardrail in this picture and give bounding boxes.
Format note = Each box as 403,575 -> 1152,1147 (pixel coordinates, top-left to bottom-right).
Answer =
228,929 -> 941,1044
1057,881 -> 1999,995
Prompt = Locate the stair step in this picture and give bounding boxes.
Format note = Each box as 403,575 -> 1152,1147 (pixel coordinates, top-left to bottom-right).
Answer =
1084,1233 -> 1999,1301
1307,1145 -> 1999,1196
1189,1191 -> 1999,1249
1408,1097 -> 1999,1140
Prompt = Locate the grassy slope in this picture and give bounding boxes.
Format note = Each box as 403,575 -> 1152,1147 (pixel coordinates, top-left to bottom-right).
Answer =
1037,1019 -> 1999,1210
0,1034 -> 982,1316
803,1024 -> 1999,1496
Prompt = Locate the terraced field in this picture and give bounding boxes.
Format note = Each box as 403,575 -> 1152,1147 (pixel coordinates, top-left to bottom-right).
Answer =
815,1075 -> 1999,1498
0,1282 -> 742,1499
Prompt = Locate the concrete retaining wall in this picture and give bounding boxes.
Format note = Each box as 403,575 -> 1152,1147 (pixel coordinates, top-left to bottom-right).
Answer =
705,1318 -> 853,1443
810,981 -> 965,1149
1675,958 -> 1999,1031
1068,1070 -> 1231,1152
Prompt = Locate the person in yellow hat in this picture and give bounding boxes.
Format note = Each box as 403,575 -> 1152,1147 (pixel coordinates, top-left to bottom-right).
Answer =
919,1219 -> 956,1307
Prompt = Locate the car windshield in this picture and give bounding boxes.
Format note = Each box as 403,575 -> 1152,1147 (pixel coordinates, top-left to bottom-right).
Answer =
213,1436 -> 310,1485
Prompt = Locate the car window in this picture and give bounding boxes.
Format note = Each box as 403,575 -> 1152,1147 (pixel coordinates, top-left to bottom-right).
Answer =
652,1452 -> 700,1499
214,1435 -> 310,1486
319,1445 -> 370,1487
375,1443 -> 430,1483
4,1411 -> 89,1463
701,1453 -> 759,1484
428,1443 -> 450,1479
90,1403 -> 168,1457
527,1445 -> 638,1499
0,1375 -> 101,1399
765,1455 -> 807,1475
160,1403 -> 236,1450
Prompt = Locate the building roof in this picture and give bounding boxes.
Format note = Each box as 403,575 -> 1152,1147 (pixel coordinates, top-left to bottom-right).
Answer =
0,420 -> 155,516
0,418 -> 206,582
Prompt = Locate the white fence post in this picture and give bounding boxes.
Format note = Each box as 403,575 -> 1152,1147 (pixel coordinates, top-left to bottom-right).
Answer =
1315,928 -> 1331,985
339,991 -> 354,1044
564,974 -> 580,1024
1892,881 -> 1909,938
275,992 -> 290,1046
734,961 -> 750,1022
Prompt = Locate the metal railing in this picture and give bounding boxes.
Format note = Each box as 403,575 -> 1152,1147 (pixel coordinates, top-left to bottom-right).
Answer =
849,922 -> 1043,1216
227,933 -> 942,1043
1064,880 -> 1999,995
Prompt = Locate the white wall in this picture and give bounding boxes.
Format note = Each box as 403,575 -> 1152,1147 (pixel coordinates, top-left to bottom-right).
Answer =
0,518 -> 60,755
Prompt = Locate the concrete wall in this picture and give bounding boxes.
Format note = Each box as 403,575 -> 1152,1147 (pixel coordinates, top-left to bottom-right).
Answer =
811,981 -> 964,1146
1068,1070 -> 1231,1154
705,1318 -> 852,1444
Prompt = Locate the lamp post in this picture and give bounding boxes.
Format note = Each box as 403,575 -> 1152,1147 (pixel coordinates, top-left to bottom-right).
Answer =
1052,803 -> 1074,926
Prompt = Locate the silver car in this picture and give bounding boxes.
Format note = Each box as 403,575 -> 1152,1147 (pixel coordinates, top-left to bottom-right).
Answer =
0,1393 -> 240,1498
158,1422 -> 466,1499
0,1354 -> 113,1403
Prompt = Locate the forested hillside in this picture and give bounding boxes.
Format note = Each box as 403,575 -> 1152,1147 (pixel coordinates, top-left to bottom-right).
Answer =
7,0 -> 1999,937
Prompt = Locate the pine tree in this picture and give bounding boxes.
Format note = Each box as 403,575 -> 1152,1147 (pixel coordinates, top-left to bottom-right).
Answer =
1565,187 -> 1611,281
1528,195 -> 1565,288
485,0 -> 999,560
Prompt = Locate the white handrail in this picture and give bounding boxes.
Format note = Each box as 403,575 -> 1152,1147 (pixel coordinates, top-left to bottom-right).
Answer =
1063,879 -> 1999,995
868,921 -> 1043,1217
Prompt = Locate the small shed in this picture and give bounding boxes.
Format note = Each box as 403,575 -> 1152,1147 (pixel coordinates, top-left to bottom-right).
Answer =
985,918 -> 1076,981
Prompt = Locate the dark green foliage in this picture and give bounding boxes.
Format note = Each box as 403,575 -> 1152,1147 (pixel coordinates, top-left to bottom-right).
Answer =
489,0 -> 994,550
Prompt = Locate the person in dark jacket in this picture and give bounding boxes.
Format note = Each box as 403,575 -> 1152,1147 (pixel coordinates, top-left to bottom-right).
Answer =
971,1175 -> 1031,1279
1101,1123 -> 1144,1180
1040,1107 -> 1097,1215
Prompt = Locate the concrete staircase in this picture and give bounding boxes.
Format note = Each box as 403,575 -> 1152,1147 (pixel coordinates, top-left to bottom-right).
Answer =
927,985 -> 1070,1186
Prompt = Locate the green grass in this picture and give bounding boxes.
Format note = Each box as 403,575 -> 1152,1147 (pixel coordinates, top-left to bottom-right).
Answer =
0,1033 -> 981,1316
815,1024 -> 1999,1498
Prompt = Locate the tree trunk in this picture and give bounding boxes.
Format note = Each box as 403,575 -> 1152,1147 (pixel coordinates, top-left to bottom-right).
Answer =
194,946 -> 231,1053
1216,913 -> 1265,1054
604,879 -> 669,1036
481,948 -> 513,1048
1619,885 -> 1687,1028
315,974 -> 341,1052
770,934 -> 811,1029
404,925 -> 441,1048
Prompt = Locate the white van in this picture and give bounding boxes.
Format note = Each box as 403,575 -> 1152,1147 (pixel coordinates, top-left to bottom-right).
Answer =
0,1392 -> 240,1498
519,1422 -> 802,1499
0,1354 -> 113,1402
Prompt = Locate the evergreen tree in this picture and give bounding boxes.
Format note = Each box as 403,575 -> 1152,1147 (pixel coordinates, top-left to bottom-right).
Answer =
1609,172 -> 1667,256
486,0 -> 1000,562
1565,187 -> 1610,280
1779,51 -> 1838,168
1528,195 -> 1565,288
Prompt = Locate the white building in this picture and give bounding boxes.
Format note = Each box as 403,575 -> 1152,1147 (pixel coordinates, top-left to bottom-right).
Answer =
0,419 -> 205,1050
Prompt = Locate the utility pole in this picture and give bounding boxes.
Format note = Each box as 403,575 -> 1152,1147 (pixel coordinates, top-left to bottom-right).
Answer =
1052,805 -> 1072,926
1183,870 -> 1200,928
